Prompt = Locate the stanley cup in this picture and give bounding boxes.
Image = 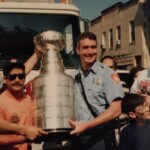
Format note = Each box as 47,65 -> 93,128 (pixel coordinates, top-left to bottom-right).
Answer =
32,30 -> 74,133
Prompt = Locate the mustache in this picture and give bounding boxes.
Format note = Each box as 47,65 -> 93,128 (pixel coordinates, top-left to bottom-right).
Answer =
85,54 -> 96,57
12,82 -> 23,87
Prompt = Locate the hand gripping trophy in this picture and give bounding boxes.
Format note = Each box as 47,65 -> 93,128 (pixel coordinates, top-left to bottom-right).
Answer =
32,30 -> 74,141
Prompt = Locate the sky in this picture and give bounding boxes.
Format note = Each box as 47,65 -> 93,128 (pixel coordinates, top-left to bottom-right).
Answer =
73,0 -> 129,21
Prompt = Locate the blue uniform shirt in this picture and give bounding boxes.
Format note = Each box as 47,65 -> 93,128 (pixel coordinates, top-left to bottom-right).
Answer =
74,61 -> 124,122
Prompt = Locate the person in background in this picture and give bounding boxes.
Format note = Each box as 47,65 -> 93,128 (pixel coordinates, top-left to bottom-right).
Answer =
119,93 -> 150,150
101,55 -> 129,95
130,68 -> 150,94
0,61 -> 47,150
68,32 -> 124,150
127,67 -> 144,92
101,55 -> 116,71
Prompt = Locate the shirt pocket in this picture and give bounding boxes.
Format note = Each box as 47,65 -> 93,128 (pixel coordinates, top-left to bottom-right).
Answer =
86,84 -> 106,106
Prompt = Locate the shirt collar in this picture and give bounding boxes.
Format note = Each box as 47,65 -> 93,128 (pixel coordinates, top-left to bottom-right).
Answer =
79,61 -> 99,76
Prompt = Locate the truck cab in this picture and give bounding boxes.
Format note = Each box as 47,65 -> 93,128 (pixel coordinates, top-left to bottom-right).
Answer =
0,0 -> 81,76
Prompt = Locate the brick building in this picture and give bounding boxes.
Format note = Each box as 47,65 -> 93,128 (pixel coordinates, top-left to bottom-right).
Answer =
91,0 -> 150,70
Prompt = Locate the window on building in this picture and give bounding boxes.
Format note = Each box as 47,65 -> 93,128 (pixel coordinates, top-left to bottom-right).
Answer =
116,26 -> 121,47
101,31 -> 106,49
129,20 -> 135,43
135,55 -> 142,67
109,29 -> 113,49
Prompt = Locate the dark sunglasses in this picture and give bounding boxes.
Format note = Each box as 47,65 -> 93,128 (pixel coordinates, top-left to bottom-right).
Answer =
7,73 -> 25,81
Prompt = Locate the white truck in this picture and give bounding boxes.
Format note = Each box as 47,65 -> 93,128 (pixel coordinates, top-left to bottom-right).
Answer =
0,0 -> 81,74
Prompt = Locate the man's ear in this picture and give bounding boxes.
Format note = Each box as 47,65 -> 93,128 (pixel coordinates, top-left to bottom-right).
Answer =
129,112 -> 136,119
3,76 -> 7,84
76,47 -> 80,55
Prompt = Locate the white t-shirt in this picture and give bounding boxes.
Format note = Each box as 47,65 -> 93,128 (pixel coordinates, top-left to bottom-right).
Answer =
130,68 -> 150,94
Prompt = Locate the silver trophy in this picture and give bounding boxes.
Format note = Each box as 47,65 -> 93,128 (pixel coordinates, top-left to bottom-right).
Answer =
32,30 -> 74,135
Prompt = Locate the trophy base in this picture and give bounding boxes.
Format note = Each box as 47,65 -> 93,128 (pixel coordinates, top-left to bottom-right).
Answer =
34,128 -> 73,143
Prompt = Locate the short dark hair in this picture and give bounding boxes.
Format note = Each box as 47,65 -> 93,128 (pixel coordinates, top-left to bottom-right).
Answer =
100,55 -> 116,70
121,93 -> 145,114
127,66 -> 144,90
77,32 -> 97,47
100,55 -> 114,62
3,61 -> 25,77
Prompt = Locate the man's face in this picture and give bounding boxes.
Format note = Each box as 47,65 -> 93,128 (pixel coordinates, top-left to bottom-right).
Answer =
102,58 -> 114,70
5,68 -> 25,93
76,38 -> 98,69
135,100 -> 150,120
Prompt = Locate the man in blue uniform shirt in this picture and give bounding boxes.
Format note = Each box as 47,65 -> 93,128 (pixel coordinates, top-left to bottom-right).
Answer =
69,32 -> 124,150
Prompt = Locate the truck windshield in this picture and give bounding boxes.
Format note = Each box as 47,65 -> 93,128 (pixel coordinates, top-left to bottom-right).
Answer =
0,13 -> 80,69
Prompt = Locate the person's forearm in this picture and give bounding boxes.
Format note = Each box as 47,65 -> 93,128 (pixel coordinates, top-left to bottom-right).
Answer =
0,134 -> 26,146
0,119 -> 29,136
24,52 -> 39,75
69,100 -> 122,135
86,100 -> 122,130
0,119 -> 22,133
0,119 -> 47,141
0,119 -> 29,135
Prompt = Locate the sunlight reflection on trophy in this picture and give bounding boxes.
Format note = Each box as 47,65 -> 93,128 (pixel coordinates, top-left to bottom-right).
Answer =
32,30 -> 74,138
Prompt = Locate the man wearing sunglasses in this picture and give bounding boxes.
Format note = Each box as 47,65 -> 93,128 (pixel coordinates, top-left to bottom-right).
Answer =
0,61 -> 47,150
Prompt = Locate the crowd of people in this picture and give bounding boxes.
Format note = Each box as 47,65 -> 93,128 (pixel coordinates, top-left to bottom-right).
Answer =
100,39 -> 150,150
0,31 -> 149,150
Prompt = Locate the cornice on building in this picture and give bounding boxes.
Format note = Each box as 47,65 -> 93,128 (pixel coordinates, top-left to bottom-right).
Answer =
101,2 -> 122,15
91,0 -> 139,23
91,16 -> 101,26
121,0 -> 139,11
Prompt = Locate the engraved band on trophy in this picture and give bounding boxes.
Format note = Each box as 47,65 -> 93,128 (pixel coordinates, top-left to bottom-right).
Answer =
32,30 -> 74,134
